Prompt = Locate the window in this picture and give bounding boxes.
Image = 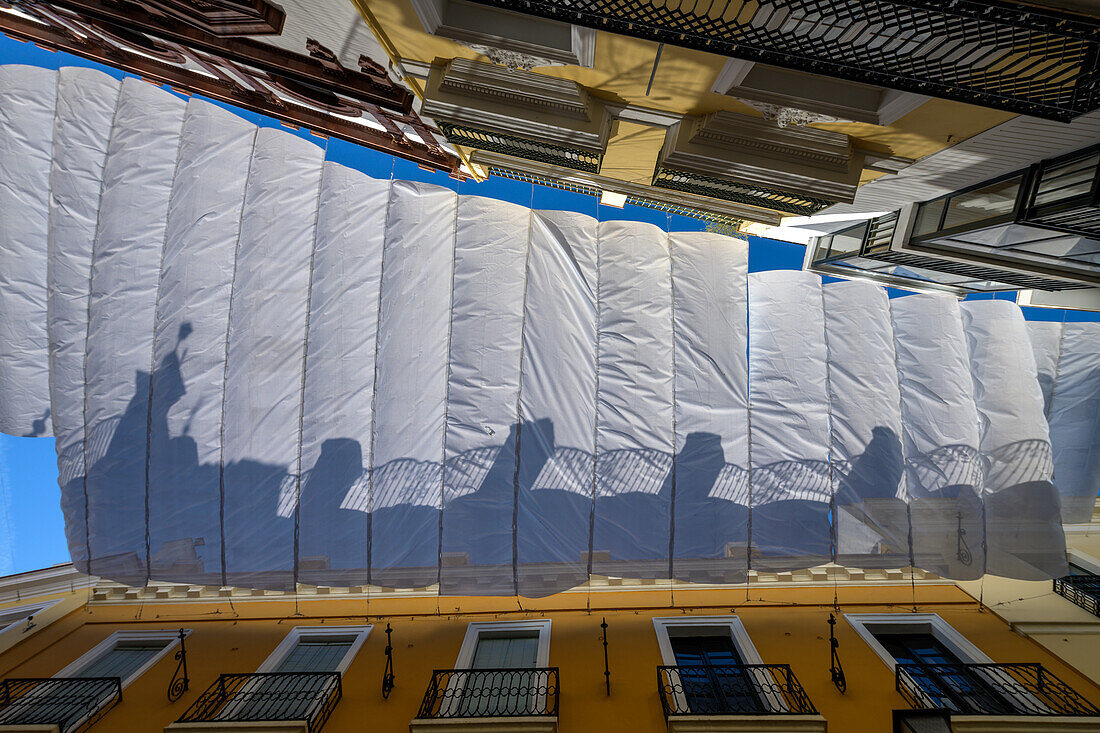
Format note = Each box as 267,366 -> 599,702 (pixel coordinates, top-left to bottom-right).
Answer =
449,620 -> 551,717
653,616 -> 789,715
225,626 -> 370,721
0,630 -> 183,732
0,600 -> 57,637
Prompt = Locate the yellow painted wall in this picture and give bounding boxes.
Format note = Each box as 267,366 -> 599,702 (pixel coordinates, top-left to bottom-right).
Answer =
2,583 -> 1098,732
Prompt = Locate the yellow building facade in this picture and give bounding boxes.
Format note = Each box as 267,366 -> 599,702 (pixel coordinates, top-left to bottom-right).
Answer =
2,548 -> 1100,733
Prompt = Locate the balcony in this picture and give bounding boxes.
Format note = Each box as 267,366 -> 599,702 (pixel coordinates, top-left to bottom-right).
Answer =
168,672 -> 340,733
657,664 -> 826,733
1054,575 -> 1100,618
0,677 -> 121,733
896,662 -> 1100,733
411,668 -> 558,733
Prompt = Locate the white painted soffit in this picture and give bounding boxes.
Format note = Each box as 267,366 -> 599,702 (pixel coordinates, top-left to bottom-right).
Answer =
822,110 -> 1100,217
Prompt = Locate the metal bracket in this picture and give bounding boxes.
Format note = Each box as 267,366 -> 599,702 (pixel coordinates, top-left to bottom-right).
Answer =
382,623 -> 395,699
167,628 -> 189,703
600,617 -> 610,696
828,613 -> 846,694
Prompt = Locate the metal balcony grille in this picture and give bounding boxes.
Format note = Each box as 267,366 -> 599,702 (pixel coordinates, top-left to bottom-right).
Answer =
896,662 -> 1100,716
416,668 -> 559,719
871,250 -> 1089,291
176,672 -> 341,733
1054,574 -> 1100,617
0,677 -> 122,733
658,664 -> 818,717
461,0 -> 1100,121
653,166 -> 833,216
439,123 -> 601,174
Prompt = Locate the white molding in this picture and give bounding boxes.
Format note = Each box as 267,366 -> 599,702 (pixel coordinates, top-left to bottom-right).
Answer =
0,564 -> 96,605
1011,621 -> 1100,636
408,0 -> 445,34
455,620 -> 552,668
0,599 -> 60,634
651,615 -> 763,666
876,89 -> 930,126
1068,549 -> 1100,575
710,58 -> 756,94
571,26 -> 595,69
606,103 -> 682,128
256,625 -> 372,675
56,629 -> 189,688
843,613 -> 993,673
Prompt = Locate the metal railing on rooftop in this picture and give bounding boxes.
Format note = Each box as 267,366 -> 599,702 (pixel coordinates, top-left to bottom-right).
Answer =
896,662 -> 1100,716
416,668 -> 559,719
175,672 -> 341,733
658,664 -> 817,717
0,677 -> 122,733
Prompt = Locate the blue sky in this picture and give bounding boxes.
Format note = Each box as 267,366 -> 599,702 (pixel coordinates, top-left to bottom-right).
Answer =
0,32 -> 1095,575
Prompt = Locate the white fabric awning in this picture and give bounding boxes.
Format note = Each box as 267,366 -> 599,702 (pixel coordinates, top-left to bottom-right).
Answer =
1,65 -> 1097,594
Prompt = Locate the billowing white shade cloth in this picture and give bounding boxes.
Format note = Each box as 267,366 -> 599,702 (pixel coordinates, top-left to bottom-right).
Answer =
0,65 -> 1094,593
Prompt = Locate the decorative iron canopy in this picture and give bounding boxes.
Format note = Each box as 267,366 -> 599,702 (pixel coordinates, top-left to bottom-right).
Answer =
459,0 -> 1100,122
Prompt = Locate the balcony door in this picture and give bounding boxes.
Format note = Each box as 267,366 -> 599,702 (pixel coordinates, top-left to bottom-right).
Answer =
875,632 -> 1012,714
458,632 -> 540,716
669,635 -> 761,714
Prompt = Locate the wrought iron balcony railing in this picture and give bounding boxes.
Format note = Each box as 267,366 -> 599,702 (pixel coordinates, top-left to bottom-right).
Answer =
175,672 -> 341,732
1054,574 -> 1100,617
416,668 -> 559,719
0,677 -> 122,733
896,663 -> 1100,717
658,664 -> 818,717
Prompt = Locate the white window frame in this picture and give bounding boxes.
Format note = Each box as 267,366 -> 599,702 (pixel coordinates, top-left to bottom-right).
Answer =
444,620 -> 552,718
56,629 -> 189,688
1067,549 -> 1100,575
845,613 -> 1048,714
652,615 -> 787,714
455,620 -> 552,669
256,625 -> 372,675
0,599 -> 60,637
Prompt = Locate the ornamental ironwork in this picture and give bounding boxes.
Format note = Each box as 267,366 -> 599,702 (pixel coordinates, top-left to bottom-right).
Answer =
416,668 -> 560,718
895,662 -> 1100,716
167,628 -> 190,703
653,165 -> 834,216
441,122 -> 602,173
0,0 -> 465,176
176,672 -> 342,732
1054,574 -> 1100,617
657,663 -> 818,716
0,677 -> 122,733
460,0 -> 1100,122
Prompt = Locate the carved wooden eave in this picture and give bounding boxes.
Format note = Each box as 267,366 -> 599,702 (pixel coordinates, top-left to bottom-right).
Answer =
657,111 -> 865,207
422,57 -> 609,156
0,0 -> 466,176
134,0 -> 286,36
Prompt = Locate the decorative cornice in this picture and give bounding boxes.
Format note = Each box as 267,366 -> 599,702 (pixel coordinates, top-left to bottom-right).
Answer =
437,58 -> 592,121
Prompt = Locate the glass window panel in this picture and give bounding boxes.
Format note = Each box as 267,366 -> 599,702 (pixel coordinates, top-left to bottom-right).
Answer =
913,199 -> 946,236
1035,155 -> 1099,206
274,637 -> 355,673
459,632 -> 542,717
77,640 -> 168,680
876,632 -> 1011,714
823,223 -> 867,258
668,635 -> 760,714
942,178 -> 1021,231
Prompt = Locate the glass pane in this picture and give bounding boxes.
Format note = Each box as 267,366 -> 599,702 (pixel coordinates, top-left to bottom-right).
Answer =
274,638 -> 354,673
669,635 -> 760,713
77,641 -> 168,680
913,199 -> 946,236
1035,155 -> 1099,206
942,178 -> 1021,231
877,632 -> 1010,714
461,634 -> 541,716
823,223 -> 867,258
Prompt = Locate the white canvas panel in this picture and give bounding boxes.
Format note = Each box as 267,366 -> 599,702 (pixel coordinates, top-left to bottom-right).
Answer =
962,300 -> 1064,579
0,66 -> 55,436
1049,322 -> 1100,524
516,210 -> 598,597
824,280 -> 909,568
48,68 -> 121,569
669,232 -> 750,583
748,270 -> 831,571
297,164 -> 389,586
892,293 -> 984,579
591,220 -> 674,578
81,78 -> 186,583
369,180 -> 456,587
441,195 -> 530,595
220,128 -> 324,589
147,99 -> 256,584
1026,321 -> 1063,418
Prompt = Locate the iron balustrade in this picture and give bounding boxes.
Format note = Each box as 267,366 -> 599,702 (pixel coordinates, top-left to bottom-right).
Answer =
0,677 -> 122,733
658,664 -> 818,717
176,672 -> 341,733
416,668 -> 559,719
896,662 -> 1100,716
1054,574 -> 1100,618
460,0 -> 1100,121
